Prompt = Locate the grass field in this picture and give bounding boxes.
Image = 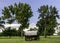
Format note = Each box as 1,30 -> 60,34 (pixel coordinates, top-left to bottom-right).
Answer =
0,36 -> 60,43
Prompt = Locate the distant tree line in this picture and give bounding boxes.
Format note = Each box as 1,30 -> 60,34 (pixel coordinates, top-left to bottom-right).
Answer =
0,27 -> 21,36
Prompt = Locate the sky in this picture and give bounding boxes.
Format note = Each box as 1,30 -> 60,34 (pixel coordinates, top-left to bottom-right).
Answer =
0,0 -> 60,26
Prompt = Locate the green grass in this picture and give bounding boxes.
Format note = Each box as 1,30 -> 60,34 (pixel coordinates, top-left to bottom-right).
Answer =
0,36 -> 60,43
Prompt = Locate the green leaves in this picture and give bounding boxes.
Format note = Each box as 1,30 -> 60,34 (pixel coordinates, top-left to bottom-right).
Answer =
1,3 -> 33,37
37,5 -> 59,37
2,2 -> 33,26
2,7 -> 11,19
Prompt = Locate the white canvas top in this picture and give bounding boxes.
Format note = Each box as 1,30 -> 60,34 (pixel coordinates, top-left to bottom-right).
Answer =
24,31 -> 38,35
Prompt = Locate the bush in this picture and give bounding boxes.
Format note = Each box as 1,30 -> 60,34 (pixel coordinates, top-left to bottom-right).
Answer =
2,27 -> 18,36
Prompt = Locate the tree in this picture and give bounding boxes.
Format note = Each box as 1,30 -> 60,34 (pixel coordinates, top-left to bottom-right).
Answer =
1,2 -> 33,37
36,5 -> 59,38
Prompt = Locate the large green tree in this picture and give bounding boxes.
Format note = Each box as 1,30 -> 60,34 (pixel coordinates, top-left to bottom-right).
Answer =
1,3 -> 33,37
36,5 -> 59,38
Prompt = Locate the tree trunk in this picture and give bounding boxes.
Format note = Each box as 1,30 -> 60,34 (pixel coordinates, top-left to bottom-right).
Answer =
44,21 -> 47,38
44,27 -> 47,38
21,29 -> 23,38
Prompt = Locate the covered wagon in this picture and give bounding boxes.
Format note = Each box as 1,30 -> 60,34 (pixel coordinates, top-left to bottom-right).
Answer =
23,28 -> 39,40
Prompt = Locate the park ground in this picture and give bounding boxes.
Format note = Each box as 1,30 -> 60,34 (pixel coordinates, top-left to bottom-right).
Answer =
0,36 -> 60,43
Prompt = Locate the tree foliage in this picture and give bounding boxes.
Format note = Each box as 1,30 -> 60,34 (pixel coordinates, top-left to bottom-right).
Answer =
2,3 -> 33,37
36,5 -> 59,38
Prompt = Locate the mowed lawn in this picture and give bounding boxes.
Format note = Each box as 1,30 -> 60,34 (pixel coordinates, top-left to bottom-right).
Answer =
0,36 -> 60,43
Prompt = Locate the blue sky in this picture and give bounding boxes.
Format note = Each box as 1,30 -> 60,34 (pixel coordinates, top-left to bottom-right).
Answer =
0,0 -> 60,25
